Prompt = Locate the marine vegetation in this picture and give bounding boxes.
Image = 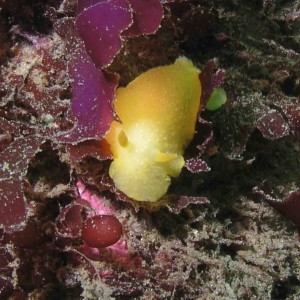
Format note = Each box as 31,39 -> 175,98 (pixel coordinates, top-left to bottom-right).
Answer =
0,0 -> 300,299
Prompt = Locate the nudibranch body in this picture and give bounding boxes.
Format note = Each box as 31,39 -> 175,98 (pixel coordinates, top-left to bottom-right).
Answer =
105,57 -> 201,202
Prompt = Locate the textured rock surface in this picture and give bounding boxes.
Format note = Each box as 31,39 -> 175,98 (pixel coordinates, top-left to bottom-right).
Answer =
0,0 -> 299,299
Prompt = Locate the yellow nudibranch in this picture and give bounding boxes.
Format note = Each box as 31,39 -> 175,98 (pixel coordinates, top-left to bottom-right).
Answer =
105,57 -> 201,202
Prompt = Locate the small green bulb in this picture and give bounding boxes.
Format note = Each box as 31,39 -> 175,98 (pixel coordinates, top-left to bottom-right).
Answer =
206,87 -> 227,111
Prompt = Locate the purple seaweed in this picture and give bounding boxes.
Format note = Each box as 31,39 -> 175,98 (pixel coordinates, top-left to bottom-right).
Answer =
62,0 -> 167,143
58,35 -> 118,143
75,0 -> 133,68
123,0 -> 163,36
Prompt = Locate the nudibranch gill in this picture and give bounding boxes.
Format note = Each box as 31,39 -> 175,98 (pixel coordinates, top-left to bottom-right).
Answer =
105,57 -> 201,202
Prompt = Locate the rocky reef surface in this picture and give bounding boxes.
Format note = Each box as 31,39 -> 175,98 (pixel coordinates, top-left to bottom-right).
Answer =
0,0 -> 299,299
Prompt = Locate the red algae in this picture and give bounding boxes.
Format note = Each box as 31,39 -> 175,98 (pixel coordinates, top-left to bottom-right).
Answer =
75,0 -> 132,68
58,36 -> 117,142
4,222 -> 44,248
254,183 -> 300,238
0,0 -> 300,299
82,215 -> 122,248
256,110 -> 290,140
123,0 -> 163,36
